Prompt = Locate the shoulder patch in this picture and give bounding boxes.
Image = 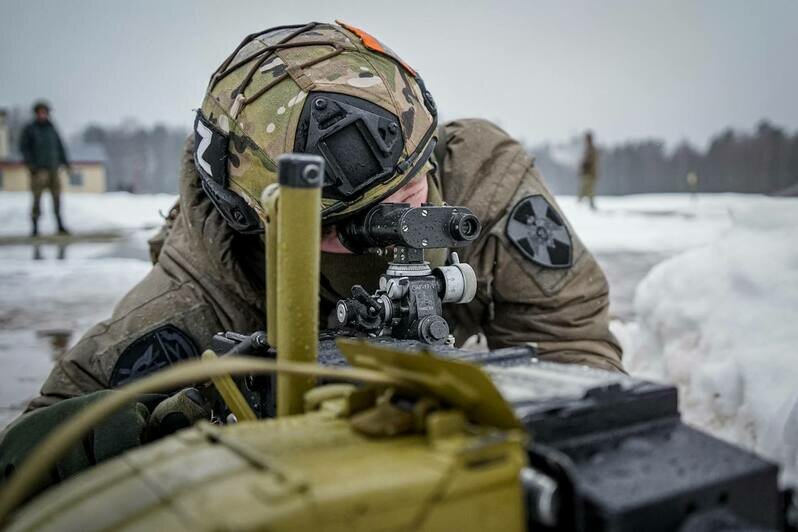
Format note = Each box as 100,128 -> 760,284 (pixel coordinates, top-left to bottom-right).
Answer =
506,195 -> 573,269
110,325 -> 199,387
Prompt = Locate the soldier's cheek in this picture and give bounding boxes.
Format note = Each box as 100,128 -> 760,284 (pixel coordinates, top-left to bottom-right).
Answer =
319,227 -> 352,254
383,174 -> 429,207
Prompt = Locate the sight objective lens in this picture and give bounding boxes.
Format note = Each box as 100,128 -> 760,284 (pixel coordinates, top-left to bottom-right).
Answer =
449,213 -> 481,242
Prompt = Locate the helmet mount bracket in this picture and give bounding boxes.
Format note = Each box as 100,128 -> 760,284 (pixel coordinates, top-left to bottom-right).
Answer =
295,92 -> 404,201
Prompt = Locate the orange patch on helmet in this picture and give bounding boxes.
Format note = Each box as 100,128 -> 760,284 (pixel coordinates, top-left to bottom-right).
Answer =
335,20 -> 418,77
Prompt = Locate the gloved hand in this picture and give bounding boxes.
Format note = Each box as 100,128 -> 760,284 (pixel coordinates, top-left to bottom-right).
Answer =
0,388 -> 210,500
0,390 -> 149,499
145,387 -> 211,440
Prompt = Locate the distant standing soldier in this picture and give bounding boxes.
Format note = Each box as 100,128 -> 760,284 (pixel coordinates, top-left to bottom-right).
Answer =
686,171 -> 699,204
578,131 -> 598,209
19,101 -> 70,236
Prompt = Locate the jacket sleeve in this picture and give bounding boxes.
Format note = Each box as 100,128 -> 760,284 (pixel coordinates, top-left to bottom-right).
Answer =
56,130 -> 69,166
580,145 -> 597,175
19,125 -> 33,167
439,119 -> 624,372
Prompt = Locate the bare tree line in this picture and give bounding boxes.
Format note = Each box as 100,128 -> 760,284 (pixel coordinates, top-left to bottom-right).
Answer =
80,123 -> 186,193
533,120 -> 798,196
5,105 -> 797,196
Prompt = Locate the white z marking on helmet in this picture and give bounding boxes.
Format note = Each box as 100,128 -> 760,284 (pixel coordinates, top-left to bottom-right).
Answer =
195,119 -> 213,177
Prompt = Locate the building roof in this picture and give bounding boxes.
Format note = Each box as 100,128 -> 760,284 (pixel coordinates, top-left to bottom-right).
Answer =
1,141 -> 107,165
69,142 -> 107,163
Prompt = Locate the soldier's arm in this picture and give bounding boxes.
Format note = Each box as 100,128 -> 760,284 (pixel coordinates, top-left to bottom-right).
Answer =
19,125 -> 33,167
56,130 -> 69,167
27,261 -> 223,411
482,174 -> 623,372
439,119 -> 623,372
26,136 -> 250,410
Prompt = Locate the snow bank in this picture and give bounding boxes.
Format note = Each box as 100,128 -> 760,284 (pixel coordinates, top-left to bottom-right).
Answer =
0,191 -> 177,236
626,195 -> 798,487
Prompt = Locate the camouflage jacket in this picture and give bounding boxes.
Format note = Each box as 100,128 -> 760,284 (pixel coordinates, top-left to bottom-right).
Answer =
27,118 -> 622,410
580,142 -> 598,177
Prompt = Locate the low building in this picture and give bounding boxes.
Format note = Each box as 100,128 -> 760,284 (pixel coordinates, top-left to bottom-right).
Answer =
0,109 -> 107,193
0,147 -> 107,193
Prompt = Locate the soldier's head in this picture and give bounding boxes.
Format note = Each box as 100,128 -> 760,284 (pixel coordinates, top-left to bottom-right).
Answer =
193,21 -> 438,242
585,131 -> 594,144
32,101 -> 50,122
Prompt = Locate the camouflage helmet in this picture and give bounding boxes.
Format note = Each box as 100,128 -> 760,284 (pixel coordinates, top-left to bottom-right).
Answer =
194,21 -> 438,232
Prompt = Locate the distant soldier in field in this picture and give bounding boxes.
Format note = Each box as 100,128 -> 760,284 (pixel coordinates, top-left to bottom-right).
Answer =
686,171 -> 699,204
578,131 -> 598,209
19,101 -> 70,236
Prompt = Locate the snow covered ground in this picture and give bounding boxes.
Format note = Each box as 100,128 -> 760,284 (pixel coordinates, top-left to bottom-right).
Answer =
0,190 -> 796,489
0,192 -> 175,426
0,191 -> 176,237
0,258 -> 151,426
560,193 -> 739,253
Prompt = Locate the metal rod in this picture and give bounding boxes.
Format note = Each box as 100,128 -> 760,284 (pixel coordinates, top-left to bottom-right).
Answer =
274,154 -> 324,416
262,183 -> 280,348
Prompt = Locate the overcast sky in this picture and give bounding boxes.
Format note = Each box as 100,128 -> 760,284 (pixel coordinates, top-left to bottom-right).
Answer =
2,0 -> 797,148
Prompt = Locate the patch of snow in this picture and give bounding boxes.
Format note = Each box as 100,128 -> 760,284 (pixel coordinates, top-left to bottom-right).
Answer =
627,195 -> 798,488
0,330 -> 58,427
0,257 -> 152,329
556,193 -> 779,254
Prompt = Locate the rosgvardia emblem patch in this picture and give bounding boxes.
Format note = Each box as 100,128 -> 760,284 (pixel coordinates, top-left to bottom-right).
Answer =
506,195 -> 573,269
110,325 -> 199,387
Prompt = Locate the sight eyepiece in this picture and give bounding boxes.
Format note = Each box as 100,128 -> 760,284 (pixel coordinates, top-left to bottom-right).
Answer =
337,203 -> 482,254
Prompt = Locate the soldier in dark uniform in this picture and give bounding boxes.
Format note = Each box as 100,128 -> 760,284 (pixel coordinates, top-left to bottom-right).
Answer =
19,101 -> 70,236
1,22 -> 622,486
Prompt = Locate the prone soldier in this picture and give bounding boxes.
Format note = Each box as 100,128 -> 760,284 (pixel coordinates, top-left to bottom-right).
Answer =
1,21 -> 622,487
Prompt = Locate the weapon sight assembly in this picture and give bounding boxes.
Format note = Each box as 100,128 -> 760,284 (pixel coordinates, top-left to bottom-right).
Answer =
334,203 -> 481,344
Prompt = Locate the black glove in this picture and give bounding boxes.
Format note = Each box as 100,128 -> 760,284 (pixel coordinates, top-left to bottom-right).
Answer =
145,387 -> 211,440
